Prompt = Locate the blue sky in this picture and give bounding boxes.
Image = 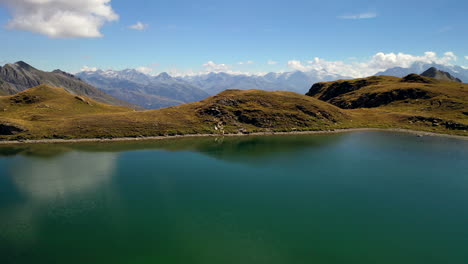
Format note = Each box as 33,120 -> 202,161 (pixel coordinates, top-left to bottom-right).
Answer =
0,0 -> 467,76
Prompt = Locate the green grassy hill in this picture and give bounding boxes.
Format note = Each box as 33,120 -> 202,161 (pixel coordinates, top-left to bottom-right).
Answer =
50,88 -> 349,139
0,85 -> 348,139
1,76 -> 467,141
0,85 -> 131,137
306,74 -> 467,134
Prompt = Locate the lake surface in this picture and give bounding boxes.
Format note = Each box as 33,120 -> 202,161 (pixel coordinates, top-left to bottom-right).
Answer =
0,131 -> 467,264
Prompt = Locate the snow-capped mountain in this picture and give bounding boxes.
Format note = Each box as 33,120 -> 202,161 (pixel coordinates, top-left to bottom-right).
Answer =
76,68 -> 351,108
78,69 -> 154,85
76,69 -> 209,109
180,70 -> 350,95
76,61 -> 468,110
180,72 -> 293,95
0,61 -> 136,108
375,62 -> 468,82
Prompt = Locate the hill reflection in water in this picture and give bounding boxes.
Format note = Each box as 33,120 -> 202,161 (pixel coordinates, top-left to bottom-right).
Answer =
0,133 -> 345,165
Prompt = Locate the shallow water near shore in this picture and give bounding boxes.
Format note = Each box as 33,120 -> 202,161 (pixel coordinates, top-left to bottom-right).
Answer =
0,131 -> 467,264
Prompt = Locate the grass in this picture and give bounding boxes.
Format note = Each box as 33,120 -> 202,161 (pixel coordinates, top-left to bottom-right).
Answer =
1,75 -> 467,141
306,75 -> 468,135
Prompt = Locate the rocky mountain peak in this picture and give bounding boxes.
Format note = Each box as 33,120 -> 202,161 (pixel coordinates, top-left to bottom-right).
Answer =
52,69 -> 77,79
421,67 -> 462,83
14,61 -> 35,70
156,72 -> 172,80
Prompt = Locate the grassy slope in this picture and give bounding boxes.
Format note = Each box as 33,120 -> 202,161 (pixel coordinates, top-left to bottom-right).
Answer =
0,85 -> 131,138
1,77 -> 467,141
1,86 -> 348,139
56,89 -> 349,138
306,75 -> 468,135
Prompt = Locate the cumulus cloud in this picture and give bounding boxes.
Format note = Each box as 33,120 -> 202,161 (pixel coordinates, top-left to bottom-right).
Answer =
128,21 -> 148,31
287,51 -> 459,78
339,12 -> 377,19
1,0 -> 119,38
166,66 -> 265,77
135,66 -> 154,74
80,65 -> 98,72
267,60 -> 278,65
238,60 -> 255,65
202,61 -> 230,72
465,56 -> 468,60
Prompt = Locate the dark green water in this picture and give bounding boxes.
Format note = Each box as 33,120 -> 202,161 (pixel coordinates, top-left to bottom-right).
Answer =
0,131 -> 467,264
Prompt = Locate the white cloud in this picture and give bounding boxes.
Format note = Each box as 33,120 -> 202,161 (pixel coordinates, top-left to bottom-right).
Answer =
135,66 -> 154,74
165,67 -> 265,77
465,56 -> 468,60
80,65 -> 98,72
287,51 -> 459,78
80,51 -> 461,78
339,12 -> 377,19
202,61 -> 230,72
267,60 -> 278,65
238,60 -> 255,65
128,21 -> 148,31
1,0 -> 119,38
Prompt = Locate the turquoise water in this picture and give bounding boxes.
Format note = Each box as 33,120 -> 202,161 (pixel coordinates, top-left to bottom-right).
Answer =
0,131 -> 467,264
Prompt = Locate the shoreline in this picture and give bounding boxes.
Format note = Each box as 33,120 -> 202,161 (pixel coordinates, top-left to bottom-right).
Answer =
0,128 -> 467,145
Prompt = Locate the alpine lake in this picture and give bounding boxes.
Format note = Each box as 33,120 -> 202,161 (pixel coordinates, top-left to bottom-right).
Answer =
0,131 -> 467,264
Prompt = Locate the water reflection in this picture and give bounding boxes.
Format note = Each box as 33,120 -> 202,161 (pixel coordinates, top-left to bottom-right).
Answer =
0,134 -> 344,165
0,132 -> 467,263
0,151 -> 118,246
10,152 -> 118,200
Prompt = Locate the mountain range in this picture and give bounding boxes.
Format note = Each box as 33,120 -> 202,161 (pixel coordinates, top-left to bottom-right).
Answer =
179,70 -> 349,95
2,60 -> 467,112
375,62 -> 468,82
76,70 -> 209,109
77,68 -> 349,109
0,61 -> 136,108
1,71 -> 466,140
77,62 -> 467,110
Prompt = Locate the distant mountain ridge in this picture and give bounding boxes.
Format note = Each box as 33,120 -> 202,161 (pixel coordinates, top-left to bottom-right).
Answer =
76,68 -> 351,109
0,61 -> 136,108
179,70 -> 350,95
376,62 -> 468,83
76,69 -> 210,109
421,67 -> 462,82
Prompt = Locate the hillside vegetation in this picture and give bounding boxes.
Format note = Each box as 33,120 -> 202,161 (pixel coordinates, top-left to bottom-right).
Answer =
306,74 -> 467,134
0,85 -> 348,139
1,73 -> 467,141
0,85 -> 130,137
